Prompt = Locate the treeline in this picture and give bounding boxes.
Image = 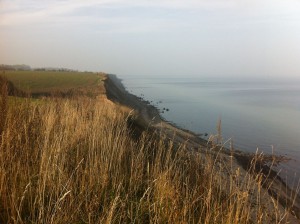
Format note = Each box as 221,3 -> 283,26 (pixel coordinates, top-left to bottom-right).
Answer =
0,64 -> 77,72
0,64 -> 31,71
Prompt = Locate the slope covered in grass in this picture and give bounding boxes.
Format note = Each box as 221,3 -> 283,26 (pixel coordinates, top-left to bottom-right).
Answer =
1,97 -> 299,223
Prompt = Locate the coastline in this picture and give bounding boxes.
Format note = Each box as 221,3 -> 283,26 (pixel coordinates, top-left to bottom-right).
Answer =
105,74 -> 300,221
105,74 -> 207,145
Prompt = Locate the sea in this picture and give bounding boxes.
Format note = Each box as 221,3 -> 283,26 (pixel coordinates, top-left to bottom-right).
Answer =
119,75 -> 300,187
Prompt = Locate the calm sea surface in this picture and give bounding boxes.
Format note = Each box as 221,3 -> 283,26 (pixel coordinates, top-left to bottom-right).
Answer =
120,75 -> 300,185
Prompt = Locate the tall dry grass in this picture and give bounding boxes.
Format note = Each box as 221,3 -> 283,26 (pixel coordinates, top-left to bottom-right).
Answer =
0,90 -> 297,223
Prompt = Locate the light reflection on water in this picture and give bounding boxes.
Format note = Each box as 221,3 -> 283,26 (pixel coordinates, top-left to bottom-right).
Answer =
120,75 -> 300,186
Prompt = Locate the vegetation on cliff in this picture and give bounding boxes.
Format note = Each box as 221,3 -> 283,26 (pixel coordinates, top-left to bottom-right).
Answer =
0,71 -> 298,223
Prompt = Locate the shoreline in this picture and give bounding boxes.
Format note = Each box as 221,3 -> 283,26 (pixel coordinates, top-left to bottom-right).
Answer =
105,74 -> 300,221
105,74 -> 293,165
105,74 -> 207,142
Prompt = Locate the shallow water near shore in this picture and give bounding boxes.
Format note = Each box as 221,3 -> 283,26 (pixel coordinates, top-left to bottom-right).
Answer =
120,75 -> 300,186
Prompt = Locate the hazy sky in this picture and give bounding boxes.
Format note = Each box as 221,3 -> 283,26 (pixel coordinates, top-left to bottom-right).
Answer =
1,0 -> 300,78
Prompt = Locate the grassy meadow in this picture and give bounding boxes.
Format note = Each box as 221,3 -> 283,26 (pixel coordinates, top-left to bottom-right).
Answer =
2,70 -> 105,97
0,71 -> 298,223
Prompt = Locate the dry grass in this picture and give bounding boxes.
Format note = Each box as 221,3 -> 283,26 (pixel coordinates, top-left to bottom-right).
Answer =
0,86 -> 298,223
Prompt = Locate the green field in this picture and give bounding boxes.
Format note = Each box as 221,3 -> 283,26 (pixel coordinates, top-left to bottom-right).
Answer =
2,70 -> 105,95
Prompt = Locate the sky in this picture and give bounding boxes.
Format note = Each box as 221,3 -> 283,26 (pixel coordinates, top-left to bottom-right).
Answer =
1,0 -> 300,78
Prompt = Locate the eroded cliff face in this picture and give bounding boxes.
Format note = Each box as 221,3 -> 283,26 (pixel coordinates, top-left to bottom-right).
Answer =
104,74 -> 161,123
103,74 -> 128,103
